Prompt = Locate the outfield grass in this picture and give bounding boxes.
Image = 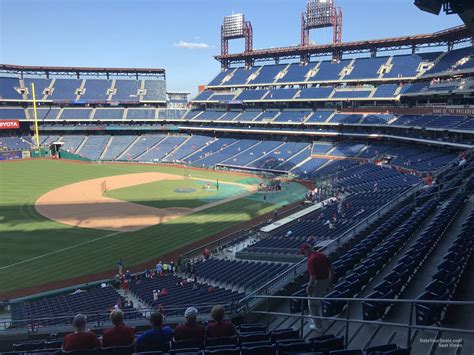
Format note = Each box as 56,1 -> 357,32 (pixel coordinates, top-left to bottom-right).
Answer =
105,179 -> 247,209
0,160 -> 307,294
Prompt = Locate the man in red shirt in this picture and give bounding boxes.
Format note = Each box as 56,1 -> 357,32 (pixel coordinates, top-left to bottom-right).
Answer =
62,314 -> 101,351
206,305 -> 236,338
300,243 -> 333,331
174,307 -> 205,347
102,309 -> 135,347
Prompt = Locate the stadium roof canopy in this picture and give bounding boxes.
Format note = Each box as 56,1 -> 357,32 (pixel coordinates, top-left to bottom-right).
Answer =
0,64 -> 166,79
215,25 -> 472,67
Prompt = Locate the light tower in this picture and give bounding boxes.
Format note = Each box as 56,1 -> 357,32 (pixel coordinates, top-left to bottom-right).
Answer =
221,14 -> 253,69
301,0 -> 343,61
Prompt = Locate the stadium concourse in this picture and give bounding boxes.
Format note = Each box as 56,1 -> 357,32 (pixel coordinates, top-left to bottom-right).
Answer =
2,4 -> 474,355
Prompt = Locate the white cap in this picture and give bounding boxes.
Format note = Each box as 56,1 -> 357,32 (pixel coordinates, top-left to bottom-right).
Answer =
184,307 -> 198,318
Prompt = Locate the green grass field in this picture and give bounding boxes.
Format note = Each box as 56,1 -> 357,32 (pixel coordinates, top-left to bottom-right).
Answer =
0,160 -> 307,295
105,178 -> 248,209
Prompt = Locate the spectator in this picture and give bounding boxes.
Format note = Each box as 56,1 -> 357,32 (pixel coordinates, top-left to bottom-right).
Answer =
118,258 -> 123,274
156,261 -> 163,274
300,243 -> 333,331
102,310 -> 135,347
174,307 -> 205,345
153,290 -> 158,302
122,278 -> 129,295
206,305 -> 236,338
135,312 -> 172,351
62,314 -> 100,351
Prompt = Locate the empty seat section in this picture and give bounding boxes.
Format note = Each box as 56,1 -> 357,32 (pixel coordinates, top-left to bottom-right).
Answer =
163,135 -> 213,162
101,136 -> 137,160
234,89 -> 268,101
209,93 -> 236,101
312,59 -> 351,81
142,80 -> 166,101
60,108 -> 92,120
127,108 -> 156,120
93,109 -> 124,120
59,135 -> 85,152
0,77 -> 23,100
187,138 -> 237,163
78,135 -> 110,160
127,135 -> 165,159
28,108 -> 60,120
207,69 -> 233,86
137,136 -> 187,161
24,78 -> 52,100
265,88 -> 299,100
384,54 -> 422,78
222,141 -> 283,167
196,139 -> 259,166
249,64 -> 287,85
49,79 -> 82,100
273,110 -> 312,123
225,67 -> 259,86
345,57 -> 387,80
277,63 -> 313,83
196,111 -> 226,121
332,90 -> 372,98
194,91 -> 215,101
81,79 -> 111,101
0,108 -> 26,120
113,80 -> 140,102
297,87 -> 333,99
373,84 -> 398,98
249,142 -> 309,169
306,110 -> 334,123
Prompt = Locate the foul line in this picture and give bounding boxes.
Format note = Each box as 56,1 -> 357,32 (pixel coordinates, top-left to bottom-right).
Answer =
0,231 -> 121,271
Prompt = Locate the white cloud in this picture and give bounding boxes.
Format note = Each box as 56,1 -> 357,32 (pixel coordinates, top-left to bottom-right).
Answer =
173,40 -> 213,50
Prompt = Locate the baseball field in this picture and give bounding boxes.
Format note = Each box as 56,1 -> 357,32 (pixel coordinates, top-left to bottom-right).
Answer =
0,159 -> 307,298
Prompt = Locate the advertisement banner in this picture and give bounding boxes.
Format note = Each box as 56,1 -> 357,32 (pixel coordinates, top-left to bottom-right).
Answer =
0,120 -> 20,130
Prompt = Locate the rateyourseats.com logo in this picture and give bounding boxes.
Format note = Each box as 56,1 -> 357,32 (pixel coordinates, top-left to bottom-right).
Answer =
419,337 -> 463,348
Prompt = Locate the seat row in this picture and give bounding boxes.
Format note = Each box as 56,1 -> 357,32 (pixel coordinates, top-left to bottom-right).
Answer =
415,206 -> 474,325
324,198 -> 438,317
363,192 -> 466,320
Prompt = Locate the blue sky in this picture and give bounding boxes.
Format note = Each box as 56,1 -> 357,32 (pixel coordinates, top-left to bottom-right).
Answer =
1,0 -> 463,95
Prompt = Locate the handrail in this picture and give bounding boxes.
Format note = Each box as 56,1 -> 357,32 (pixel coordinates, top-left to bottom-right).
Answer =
0,302 -> 233,332
243,294 -> 474,348
249,294 -> 474,305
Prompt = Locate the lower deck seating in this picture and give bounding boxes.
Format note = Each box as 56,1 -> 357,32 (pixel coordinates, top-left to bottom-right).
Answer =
129,274 -> 243,316
11,286 -> 134,327
9,329 -> 413,355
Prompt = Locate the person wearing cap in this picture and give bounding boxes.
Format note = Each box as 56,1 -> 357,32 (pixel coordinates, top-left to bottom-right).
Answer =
206,305 -> 236,338
300,243 -> 333,331
102,309 -> 135,347
135,312 -> 172,351
174,307 -> 205,346
62,314 -> 100,351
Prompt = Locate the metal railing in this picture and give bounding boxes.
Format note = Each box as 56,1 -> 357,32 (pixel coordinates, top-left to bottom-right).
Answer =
241,295 -> 474,349
0,302 -> 233,333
